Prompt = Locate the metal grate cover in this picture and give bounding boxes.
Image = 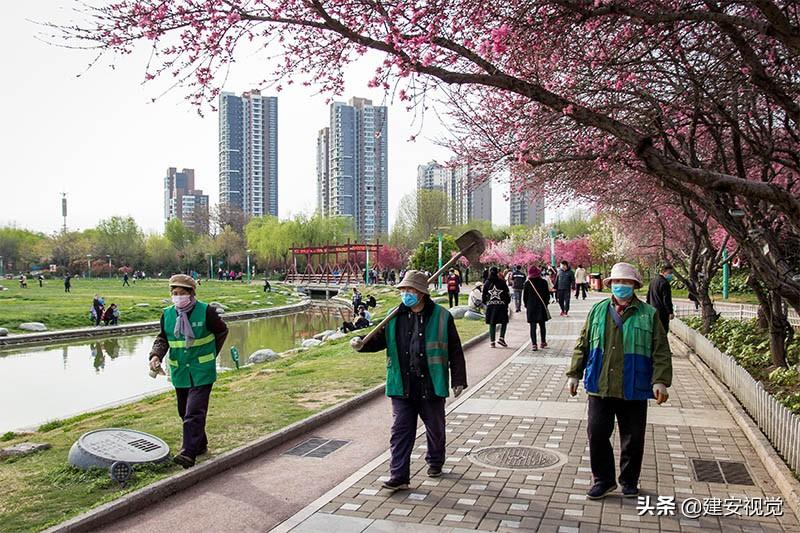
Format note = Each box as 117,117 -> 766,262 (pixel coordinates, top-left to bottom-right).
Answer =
692,459 -> 754,485
468,446 -> 565,471
284,437 -> 350,458
68,428 -> 170,470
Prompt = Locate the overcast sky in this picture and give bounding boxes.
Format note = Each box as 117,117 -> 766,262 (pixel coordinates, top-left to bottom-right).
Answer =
0,2 -> 532,236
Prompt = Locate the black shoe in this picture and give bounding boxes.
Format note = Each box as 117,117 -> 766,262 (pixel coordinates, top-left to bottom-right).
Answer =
427,465 -> 442,478
586,482 -> 617,500
497,338 -> 508,347
173,453 -> 196,469
381,478 -> 410,492
197,446 -> 208,456
621,484 -> 639,497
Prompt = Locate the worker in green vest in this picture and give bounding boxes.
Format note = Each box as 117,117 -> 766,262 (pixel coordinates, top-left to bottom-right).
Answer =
566,262 -> 672,500
148,274 -> 229,468
350,270 -> 467,492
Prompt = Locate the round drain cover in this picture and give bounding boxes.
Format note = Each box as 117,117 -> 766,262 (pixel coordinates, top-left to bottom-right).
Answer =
468,446 -> 565,471
68,428 -> 170,470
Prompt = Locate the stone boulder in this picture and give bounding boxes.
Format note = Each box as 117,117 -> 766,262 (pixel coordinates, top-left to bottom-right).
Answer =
448,306 -> 470,319
0,442 -> 51,458
0,328 -> 8,337
248,349 -> 279,364
19,322 -> 47,332
324,331 -> 346,342
134,303 -> 150,308
432,296 -> 447,304
464,310 -> 485,321
209,301 -> 227,310
301,338 -> 323,348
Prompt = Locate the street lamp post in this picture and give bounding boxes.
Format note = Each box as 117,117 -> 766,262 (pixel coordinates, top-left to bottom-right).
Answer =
206,254 -> 212,280
0,256 -> 4,277
549,228 -> 557,267
722,247 -> 730,300
365,244 -> 370,286
87,255 -> 92,278
246,250 -> 252,284
106,255 -> 112,279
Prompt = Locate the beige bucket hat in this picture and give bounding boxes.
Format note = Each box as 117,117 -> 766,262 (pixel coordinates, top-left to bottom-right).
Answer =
396,269 -> 430,295
603,262 -> 643,289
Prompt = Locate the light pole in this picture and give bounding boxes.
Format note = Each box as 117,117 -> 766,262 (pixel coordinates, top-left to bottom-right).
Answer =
435,227 -> 450,290
549,228 -> 557,267
106,255 -> 111,279
206,253 -> 212,280
0,256 -> 4,277
246,249 -> 252,284
87,254 -> 92,278
722,247 -> 730,300
365,244 -> 370,286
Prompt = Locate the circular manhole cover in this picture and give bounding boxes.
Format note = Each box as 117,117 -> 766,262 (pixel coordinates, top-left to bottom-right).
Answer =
68,428 -> 170,470
468,446 -> 566,471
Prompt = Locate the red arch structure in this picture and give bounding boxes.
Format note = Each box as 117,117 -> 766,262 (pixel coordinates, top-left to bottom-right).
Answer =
285,240 -> 383,285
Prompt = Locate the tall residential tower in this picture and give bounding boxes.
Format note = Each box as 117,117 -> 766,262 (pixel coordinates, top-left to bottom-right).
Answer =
164,167 -> 209,233
416,160 -> 492,225
219,90 -> 278,218
509,189 -> 545,226
317,97 -> 388,240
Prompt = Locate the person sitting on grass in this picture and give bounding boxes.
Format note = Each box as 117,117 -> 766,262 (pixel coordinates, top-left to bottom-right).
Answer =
102,303 -> 120,326
341,309 -> 370,333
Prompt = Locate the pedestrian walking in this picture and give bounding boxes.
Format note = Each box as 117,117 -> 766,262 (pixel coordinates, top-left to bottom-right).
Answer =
565,262 -> 672,500
510,265 -> 526,312
445,268 -> 461,308
122,272 -> 130,286
148,274 -> 229,469
37,274 -> 44,288
555,260 -> 575,316
352,287 -> 363,313
482,268 -> 489,283
574,264 -> 588,300
522,266 -> 551,351
64,274 -> 71,293
350,270 -> 467,492
482,266 -> 511,348
647,263 -> 675,333
263,278 -> 271,292
19,274 -> 27,288
92,294 -> 105,326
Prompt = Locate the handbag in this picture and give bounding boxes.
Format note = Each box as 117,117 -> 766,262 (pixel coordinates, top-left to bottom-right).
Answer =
527,279 -> 551,321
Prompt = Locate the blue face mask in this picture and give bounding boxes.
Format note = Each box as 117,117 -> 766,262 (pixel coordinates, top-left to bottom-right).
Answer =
611,284 -> 634,300
401,292 -> 419,308
665,273 -> 674,281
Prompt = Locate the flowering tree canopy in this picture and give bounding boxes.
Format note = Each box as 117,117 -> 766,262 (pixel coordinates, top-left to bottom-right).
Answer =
57,0 -> 800,313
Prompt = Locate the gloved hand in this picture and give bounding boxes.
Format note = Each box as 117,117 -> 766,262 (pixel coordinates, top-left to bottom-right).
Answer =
149,355 -> 162,372
349,336 -> 365,351
567,377 -> 579,397
453,385 -> 465,398
653,383 -> 669,404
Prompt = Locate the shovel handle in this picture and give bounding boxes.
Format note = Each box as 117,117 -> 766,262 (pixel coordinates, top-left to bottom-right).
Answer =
357,242 -> 476,347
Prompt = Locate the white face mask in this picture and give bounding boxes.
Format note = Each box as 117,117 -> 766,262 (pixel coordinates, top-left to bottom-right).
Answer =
172,294 -> 192,307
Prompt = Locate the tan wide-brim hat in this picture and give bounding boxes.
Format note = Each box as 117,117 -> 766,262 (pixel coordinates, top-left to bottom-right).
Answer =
396,269 -> 430,295
169,274 -> 197,291
603,262 -> 643,289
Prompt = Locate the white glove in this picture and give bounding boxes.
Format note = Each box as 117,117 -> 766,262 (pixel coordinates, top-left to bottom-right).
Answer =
452,385 -> 465,398
653,383 -> 669,404
567,377 -> 579,397
349,336 -> 365,351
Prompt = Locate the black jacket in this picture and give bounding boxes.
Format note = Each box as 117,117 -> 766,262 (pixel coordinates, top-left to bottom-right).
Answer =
511,270 -> 527,290
555,268 -> 575,291
522,277 -> 551,323
647,275 -> 674,320
482,276 -> 511,325
359,298 -> 467,399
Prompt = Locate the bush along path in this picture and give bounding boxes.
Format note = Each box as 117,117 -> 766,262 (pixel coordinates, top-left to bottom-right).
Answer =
682,317 -> 800,414
0,291 -> 488,532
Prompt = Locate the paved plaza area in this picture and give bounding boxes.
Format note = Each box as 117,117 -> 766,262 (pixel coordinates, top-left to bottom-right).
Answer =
279,296 -> 798,533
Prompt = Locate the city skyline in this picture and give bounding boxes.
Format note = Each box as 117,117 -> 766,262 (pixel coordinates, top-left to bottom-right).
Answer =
416,160 -> 493,226
510,189 -> 546,226
163,167 -> 209,233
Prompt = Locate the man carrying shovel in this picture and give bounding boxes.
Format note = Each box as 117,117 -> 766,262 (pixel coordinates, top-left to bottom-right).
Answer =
350,270 -> 467,491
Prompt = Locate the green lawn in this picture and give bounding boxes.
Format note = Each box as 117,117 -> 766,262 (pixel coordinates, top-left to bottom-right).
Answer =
0,292 -> 489,532
0,278 -> 300,334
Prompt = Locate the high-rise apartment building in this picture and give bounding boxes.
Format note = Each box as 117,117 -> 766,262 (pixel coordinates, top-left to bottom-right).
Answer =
219,90 -> 278,218
509,189 -> 545,226
164,167 -> 209,233
417,161 -> 492,225
317,97 -> 388,240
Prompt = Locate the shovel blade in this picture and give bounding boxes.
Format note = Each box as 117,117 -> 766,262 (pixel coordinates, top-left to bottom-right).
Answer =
455,230 -> 486,264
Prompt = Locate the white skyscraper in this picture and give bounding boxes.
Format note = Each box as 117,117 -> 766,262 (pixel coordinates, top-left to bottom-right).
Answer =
510,189 -> 545,226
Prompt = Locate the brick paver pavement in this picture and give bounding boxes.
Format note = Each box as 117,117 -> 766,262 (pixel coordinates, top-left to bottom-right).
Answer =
280,296 -> 799,533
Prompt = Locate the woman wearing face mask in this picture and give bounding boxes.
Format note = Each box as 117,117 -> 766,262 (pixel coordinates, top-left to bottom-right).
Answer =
482,266 -> 512,347
148,274 -> 229,468
646,263 -> 675,333
565,262 -> 672,500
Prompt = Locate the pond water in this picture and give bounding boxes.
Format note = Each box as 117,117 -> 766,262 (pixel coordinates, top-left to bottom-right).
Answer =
0,304 -> 348,432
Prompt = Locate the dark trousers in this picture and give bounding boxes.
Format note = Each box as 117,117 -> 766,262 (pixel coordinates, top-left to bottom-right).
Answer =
658,313 -> 670,334
389,397 -> 446,483
448,291 -> 459,308
513,289 -> 523,311
489,322 -> 507,342
575,283 -> 587,299
122,279 -> 130,286
556,289 -> 571,313
175,384 -> 213,458
529,321 -> 546,345
587,396 -> 648,487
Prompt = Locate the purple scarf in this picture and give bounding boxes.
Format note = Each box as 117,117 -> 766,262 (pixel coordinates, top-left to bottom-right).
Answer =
174,296 -> 196,345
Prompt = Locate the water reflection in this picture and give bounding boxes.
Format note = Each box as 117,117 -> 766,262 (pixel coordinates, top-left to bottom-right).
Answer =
0,304 -> 347,432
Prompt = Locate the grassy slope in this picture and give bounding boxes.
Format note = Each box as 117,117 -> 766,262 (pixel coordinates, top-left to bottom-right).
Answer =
0,279 -> 297,333
0,294 -> 488,532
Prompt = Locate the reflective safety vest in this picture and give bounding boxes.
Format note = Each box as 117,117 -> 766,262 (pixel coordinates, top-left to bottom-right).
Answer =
385,304 -> 450,398
163,301 -> 217,388
583,299 -> 657,400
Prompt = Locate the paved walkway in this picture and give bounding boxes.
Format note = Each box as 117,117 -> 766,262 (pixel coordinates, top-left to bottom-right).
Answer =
278,296 -> 798,533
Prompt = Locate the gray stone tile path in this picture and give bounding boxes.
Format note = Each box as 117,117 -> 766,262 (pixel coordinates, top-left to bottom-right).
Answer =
280,297 -> 799,532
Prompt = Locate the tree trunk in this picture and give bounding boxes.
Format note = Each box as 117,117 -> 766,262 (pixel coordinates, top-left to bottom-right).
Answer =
749,274 -> 789,368
697,281 -> 718,333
